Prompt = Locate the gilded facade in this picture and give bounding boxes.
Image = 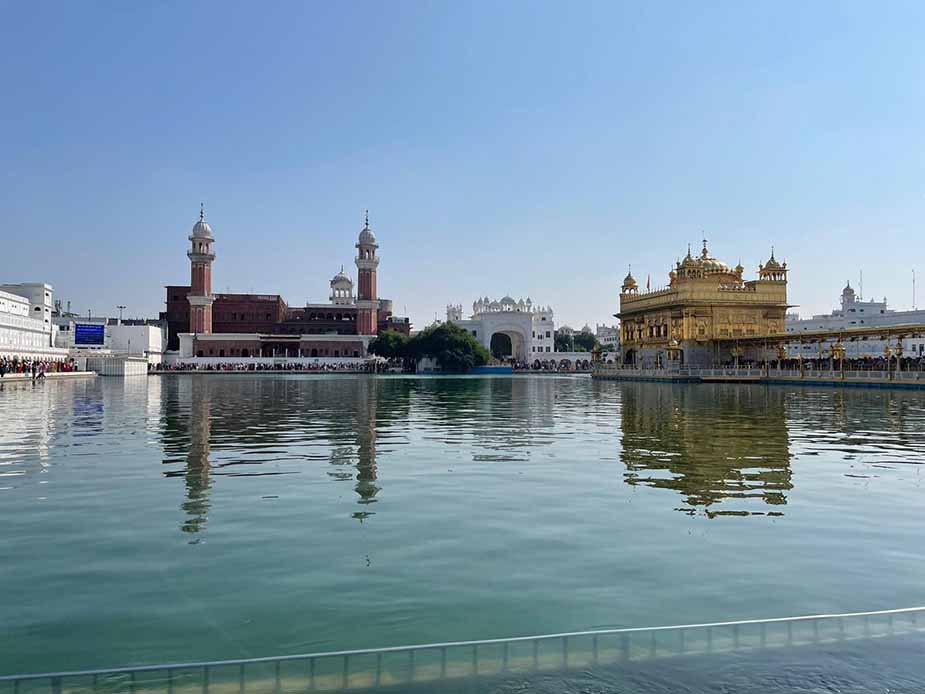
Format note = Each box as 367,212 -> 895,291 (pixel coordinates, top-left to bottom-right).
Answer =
618,241 -> 789,367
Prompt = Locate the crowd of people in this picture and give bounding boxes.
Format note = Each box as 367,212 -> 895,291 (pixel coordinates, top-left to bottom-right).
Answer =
151,360 -> 387,373
511,359 -> 594,372
722,356 -> 925,372
0,356 -> 81,380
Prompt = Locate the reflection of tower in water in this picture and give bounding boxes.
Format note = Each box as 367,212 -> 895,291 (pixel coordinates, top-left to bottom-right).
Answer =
620,383 -> 792,517
353,377 -> 379,520
161,378 -> 212,539
182,382 -> 212,535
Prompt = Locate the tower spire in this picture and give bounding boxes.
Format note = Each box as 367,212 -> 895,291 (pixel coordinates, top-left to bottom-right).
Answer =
364,209 -> 369,229
200,202 -> 205,222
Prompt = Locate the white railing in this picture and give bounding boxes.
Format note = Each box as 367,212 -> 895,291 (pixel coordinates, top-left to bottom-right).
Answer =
2,607 -> 922,693
593,365 -> 925,385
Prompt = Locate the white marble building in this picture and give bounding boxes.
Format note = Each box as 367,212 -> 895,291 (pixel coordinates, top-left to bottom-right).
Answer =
0,282 -> 67,359
54,317 -> 167,364
786,282 -> 925,358
446,296 -> 556,362
595,324 -> 621,352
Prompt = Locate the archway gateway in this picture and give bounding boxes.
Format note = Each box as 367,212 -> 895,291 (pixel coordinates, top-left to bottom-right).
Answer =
490,332 -> 513,359
488,329 -> 528,362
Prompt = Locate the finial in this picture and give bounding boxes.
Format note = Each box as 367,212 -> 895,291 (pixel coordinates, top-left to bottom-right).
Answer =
199,202 -> 204,222
341,264 -> 345,273
364,209 -> 369,229
770,245 -> 775,259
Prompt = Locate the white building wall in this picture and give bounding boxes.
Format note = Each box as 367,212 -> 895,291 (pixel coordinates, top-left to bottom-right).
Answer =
85,355 -> 149,376
0,286 -> 66,359
108,325 -> 166,362
786,287 -> 925,358
54,319 -> 167,363
448,298 -> 557,362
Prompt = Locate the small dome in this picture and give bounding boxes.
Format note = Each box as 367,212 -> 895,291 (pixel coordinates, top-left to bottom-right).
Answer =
763,248 -> 782,270
359,226 -> 376,245
622,271 -> 637,287
501,295 -> 516,304
701,257 -> 732,273
358,210 -> 377,245
332,266 -> 351,283
191,205 -> 213,240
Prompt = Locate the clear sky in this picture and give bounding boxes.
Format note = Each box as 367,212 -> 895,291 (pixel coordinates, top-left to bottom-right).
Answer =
2,1 -> 924,329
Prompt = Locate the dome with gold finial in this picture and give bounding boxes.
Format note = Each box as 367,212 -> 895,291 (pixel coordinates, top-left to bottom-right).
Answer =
762,247 -> 783,271
622,268 -> 638,292
758,247 -> 788,281
697,239 -> 733,274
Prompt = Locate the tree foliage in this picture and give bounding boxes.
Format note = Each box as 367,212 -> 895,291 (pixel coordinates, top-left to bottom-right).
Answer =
554,332 -> 574,352
573,332 -> 599,353
368,330 -> 409,359
407,323 -> 490,372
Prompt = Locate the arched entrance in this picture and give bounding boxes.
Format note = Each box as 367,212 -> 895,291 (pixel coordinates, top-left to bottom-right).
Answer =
623,349 -> 637,366
487,328 -> 528,362
490,333 -> 513,359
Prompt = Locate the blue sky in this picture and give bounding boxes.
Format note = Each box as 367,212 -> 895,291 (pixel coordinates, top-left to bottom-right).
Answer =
2,1 -> 924,328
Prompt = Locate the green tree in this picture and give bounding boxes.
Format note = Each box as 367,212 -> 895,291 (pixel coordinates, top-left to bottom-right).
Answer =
368,330 -> 409,359
573,332 -> 599,352
408,323 -> 490,372
554,332 -> 574,352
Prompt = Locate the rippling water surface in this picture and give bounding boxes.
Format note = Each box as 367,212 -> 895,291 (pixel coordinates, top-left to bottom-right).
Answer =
2,374 -> 925,688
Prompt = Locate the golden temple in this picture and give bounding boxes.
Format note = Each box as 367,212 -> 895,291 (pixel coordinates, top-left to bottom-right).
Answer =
618,240 -> 789,367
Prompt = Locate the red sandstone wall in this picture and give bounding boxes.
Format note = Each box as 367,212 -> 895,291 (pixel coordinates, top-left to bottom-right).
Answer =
191,338 -> 363,358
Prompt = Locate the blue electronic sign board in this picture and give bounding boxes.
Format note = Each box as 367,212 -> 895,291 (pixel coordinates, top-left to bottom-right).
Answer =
74,323 -> 105,346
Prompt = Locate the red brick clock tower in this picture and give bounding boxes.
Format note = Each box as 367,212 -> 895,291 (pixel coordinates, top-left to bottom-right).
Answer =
355,211 -> 379,335
188,204 -> 215,334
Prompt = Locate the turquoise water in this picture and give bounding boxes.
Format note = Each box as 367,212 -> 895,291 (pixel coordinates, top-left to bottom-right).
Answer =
2,374 -> 925,679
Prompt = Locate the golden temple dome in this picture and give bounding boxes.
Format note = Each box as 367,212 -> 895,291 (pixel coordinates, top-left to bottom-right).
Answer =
622,268 -> 638,291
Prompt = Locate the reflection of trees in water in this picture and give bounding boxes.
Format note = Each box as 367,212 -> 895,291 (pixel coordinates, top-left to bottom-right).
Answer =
159,376 -> 416,533
620,383 -> 792,517
410,376 -> 560,457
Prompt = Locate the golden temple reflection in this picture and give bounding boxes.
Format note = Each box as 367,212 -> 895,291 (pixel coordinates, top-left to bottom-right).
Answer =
619,382 -> 792,517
